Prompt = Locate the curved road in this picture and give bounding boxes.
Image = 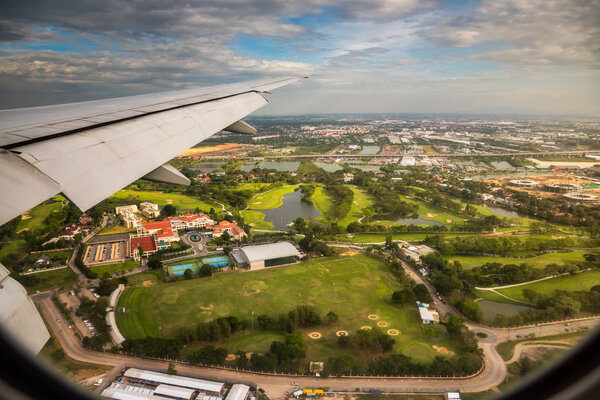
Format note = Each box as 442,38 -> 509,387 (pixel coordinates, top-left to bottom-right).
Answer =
35,296 -> 599,399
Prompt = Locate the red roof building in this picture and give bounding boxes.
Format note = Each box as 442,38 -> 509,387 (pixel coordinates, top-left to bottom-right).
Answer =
208,220 -> 247,240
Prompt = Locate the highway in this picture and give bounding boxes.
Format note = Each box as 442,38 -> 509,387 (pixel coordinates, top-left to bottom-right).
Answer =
35,295 -> 600,399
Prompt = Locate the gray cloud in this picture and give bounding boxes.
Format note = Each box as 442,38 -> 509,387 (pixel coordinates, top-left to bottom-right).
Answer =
426,0 -> 600,67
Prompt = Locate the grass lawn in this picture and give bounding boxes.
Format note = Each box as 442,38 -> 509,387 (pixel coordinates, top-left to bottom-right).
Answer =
447,252 -> 587,270
311,186 -> 337,220
330,232 -> 478,243
110,189 -> 218,211
39,337 -> 112,381
19,267 -> 78,293
0,239 -> 29,264
338,186 -> 375,227
117,254 -> 458,363
497,270 -> 600,302
495,330 -> 587,361
241,210 -> 274,230
376,195 -> 466,226
90,260 -> 140,277
97,224 -> 136,236
18,198 -> 64,232
247,185 -> 299,210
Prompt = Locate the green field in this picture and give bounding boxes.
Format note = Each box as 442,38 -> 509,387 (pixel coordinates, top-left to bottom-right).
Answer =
117,254 -> 457,362
240,210 -> 274,230
110,189 -> 218,211
18,198 -> 64,232
0,239 -> 29,264
247,185 -> 299,210
311,186 -> 336,220
90,260 -> 140,277
330,232 -> 478,243
19,267 -> 78,293
97,225 -> 136,236
447,252 -> 587,270
497,270 -> 600,302
339,186 -> 375,227
375,195 -> 466,226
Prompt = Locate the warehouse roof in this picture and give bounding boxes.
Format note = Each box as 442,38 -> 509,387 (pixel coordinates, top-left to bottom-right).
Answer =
154,384 -> 195,399
239,242 -> 300,263
123,368 -> 224,393
225,384 -> 250,400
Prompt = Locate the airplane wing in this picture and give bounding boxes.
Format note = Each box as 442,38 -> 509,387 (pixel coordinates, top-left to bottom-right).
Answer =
0,76 -> 305,225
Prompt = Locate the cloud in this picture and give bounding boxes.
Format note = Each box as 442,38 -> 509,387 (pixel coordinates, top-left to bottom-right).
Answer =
426,0 -> 600,67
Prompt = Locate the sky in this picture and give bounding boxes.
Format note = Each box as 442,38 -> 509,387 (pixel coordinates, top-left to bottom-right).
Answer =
0,0 -> 598,115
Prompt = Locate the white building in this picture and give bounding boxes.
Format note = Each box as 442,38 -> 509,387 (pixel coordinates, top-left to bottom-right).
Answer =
139,202 -> 160,218
417,301 -> 439,324
226,384 -> 250,400
233,242 -> 300,270
115,205 -> 142,228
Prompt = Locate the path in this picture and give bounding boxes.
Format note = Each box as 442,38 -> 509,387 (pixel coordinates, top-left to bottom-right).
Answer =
505,342 -> 571,365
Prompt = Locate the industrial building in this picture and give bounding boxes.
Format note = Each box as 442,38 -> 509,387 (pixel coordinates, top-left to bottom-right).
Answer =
563,193 -> 599,202
232,242 -> 301,270
102,368 -> 227,400
542,183 -> 579,193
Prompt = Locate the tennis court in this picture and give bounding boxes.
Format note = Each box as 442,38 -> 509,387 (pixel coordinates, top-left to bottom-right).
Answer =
169,264 -> 199,276
167,255 -> 230,277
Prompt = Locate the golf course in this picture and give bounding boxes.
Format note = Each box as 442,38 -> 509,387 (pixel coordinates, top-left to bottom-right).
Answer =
117,254 -> 460,363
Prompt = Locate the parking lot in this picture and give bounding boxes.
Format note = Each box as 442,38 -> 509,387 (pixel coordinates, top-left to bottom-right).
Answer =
84,234 -> 130,266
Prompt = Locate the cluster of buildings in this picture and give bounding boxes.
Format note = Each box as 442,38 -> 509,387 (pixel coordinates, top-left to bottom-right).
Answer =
101,368 -> 252,400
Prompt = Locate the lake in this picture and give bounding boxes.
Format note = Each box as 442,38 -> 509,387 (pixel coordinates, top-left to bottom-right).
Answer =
251,190 -> 321,230
315,162 -> 342,172
478,299 -> 532,323
486,206 -> 527,219
258,161 -> 301,172
394,213 -> 444,226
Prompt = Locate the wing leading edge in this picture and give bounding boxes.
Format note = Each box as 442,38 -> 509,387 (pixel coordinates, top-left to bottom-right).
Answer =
0,76 -> 305,225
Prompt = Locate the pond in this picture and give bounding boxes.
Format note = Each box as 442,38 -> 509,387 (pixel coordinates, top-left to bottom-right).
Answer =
393,213 -> 444,226
486,206 -> 527,219
314,162 -> 342,172
478,299 -> 532,323
360,146 -> 380,154
258,161 -> 301,172
251,190 -> 321,230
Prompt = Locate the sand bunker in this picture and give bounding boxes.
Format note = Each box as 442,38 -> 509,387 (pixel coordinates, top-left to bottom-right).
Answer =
433,345 -> 455,356
20,212 -> 31,220
226,354 -> 236,361
387,329 -> 400,336
360,326 -> 372,330
308,332 -> 322,339
166,199 -> 173,204
340,250 -> 359,257
336,330 -> 349,337
142,280 -> 154,287
446,219 -> 453,223
377,321 -> 388,327
198,304 -> 214,310
426,213 -> 437,218
368,314 -> 379,320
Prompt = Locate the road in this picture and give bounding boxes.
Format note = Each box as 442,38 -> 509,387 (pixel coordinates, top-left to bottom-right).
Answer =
35,295 -> 600,399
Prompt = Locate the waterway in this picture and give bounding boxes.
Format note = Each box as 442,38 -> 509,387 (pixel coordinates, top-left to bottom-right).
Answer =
251,190 -> 321,230
258,161 -> 301,172
479,299 -> 532,323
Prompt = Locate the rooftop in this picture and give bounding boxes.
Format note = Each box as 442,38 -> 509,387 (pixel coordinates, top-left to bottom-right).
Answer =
240,242 -> 300,262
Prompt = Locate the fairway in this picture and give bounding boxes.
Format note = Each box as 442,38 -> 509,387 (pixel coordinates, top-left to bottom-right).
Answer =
339,186 -> 375,227
247,185 -> 299,209
447,251 -> 587,270
497,270 -> 600,302
110,189 -> 218,211
18,197 -> 64,232
90,260 -> 139,277
117,254 -> 455,362
240,210 -> 274,230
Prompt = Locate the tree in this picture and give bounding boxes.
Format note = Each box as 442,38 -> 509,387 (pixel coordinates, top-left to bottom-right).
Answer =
183,268 -> 193,279
391,288 -> 415,305
221,231 -> 231,242
446,314 -> 465,336
199,264 -> 213,277
167,363 -> 176,375
147,257 -> 162,270
326,311 -> 339,324
413,284 -> 432,303
162,205 -> 177,217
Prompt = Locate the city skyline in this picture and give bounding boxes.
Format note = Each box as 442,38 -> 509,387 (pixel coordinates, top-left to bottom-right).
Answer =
0,0 -> 599,116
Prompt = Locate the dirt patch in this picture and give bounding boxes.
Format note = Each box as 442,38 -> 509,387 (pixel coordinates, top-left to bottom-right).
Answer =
20,212 -> 31,220
336,330 -> 349,337
368,314 -> 379,320
166,199 -> 173,204
446,219 -> 453,223
308,332 -> 322,339
142,280 -> 154,287
340,250 -> 360,257
426,213 -> 437,218
552,236 -> 566,239
198,304 -> 214,310
377,321 -> 388,327
226,354 -> 236,361
433,345 -> 455,356
387,329 -> 400,336
249,223 -> 256,226
360,326 -> 372,330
